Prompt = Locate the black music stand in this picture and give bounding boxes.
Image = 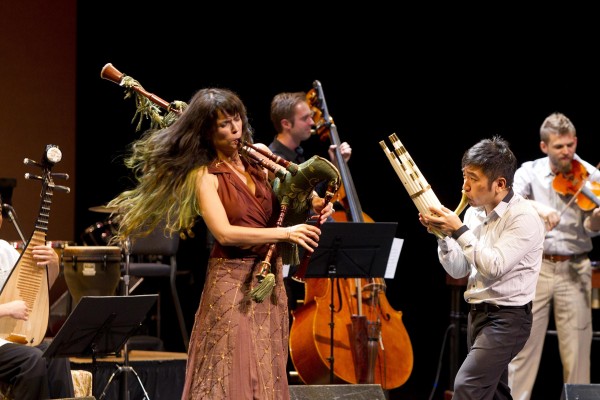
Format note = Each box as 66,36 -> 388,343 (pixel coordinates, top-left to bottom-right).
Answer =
299,222 -> 398,383
43,294 -> 158,399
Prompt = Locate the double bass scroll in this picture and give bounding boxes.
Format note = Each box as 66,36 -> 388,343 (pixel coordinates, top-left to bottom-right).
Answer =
306,81 -> 367,222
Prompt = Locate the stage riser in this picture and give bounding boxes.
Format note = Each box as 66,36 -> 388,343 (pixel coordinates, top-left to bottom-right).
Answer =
289,384 -> 386,400
561,384 -> 600,400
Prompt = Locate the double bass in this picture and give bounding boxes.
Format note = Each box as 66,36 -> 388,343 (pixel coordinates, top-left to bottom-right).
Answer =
288,81 -> 414,389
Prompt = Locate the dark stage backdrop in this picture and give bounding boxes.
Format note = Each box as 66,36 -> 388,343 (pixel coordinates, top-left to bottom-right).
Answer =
75,4 -> 600,400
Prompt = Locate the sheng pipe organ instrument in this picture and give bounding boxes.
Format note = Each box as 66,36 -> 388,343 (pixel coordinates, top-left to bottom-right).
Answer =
379,133 -> 468,238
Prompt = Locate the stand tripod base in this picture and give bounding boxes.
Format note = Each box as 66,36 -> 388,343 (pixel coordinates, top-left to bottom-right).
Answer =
99,363 -> 150,400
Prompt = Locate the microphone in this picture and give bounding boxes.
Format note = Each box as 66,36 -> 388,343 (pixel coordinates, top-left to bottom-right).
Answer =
2,203 -> 15,219
2,203 -> 26,243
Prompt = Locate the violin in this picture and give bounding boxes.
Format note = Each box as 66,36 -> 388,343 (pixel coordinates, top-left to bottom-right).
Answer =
552,159 -> 600,211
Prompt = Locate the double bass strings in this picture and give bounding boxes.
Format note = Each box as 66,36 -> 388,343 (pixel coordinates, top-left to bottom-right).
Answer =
379,133 -> 445,238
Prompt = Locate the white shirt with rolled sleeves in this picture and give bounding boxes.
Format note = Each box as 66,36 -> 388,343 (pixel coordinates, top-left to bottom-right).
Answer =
436,190 -> 545,306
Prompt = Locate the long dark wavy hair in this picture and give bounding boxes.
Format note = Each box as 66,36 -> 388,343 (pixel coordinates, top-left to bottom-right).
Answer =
108,87 -> 254,241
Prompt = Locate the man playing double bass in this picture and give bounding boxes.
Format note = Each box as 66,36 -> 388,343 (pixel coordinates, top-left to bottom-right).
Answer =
267,91 -> 352,287
267,90 -> 352,373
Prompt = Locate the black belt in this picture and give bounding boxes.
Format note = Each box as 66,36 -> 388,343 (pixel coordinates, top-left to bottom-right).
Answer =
470,301 -> 532,313
542,253 -> 587,263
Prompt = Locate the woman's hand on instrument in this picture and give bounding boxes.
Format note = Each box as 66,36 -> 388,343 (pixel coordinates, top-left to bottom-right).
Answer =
0,300 -> 29,320
284,224 -> 322,252
311,194 -> 334,224
328,142 -> 352,163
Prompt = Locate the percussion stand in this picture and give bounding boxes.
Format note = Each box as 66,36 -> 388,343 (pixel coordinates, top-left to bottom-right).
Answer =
98,237 -> 151,400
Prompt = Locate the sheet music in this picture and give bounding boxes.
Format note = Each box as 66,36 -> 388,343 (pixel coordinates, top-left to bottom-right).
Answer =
385,237 -> 404,279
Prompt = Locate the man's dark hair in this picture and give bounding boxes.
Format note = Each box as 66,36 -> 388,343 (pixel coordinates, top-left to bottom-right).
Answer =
461,135 -> 517,188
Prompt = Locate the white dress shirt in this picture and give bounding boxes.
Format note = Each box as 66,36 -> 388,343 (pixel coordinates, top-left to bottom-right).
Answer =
437,190 -> 544,306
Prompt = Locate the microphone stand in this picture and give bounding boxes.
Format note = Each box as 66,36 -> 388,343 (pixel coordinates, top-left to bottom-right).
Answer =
2,204 -> 26,243
98,237 -> 151,400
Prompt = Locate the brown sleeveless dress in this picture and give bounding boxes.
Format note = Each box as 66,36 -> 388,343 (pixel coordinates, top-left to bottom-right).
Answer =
181,160 -> 290,400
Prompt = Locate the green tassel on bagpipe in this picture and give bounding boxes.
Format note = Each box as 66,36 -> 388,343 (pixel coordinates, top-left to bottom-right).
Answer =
249,260 -> 276,303
250,241 -> 300,302
279,242 -> 299,266
249,273 -> 276,303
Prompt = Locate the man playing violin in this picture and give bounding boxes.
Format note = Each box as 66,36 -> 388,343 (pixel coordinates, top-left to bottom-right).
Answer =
268,91 -> 352,378
508,112 -> 600,400
0,197 -> 74,399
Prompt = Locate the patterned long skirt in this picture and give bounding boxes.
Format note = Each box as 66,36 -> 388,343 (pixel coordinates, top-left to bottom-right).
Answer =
181,257 -> 289,400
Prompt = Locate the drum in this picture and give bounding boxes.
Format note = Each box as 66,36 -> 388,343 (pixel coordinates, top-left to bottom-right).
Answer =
81,218 -> 119,246
63,246 -> 122,306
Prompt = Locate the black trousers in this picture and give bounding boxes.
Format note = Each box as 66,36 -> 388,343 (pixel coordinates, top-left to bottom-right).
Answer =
0,341 -> 74,400
453,304 -> 532,400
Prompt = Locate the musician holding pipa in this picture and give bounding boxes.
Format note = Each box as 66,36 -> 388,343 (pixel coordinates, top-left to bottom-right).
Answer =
0,197 -> 74,399
416,136 -> 545,399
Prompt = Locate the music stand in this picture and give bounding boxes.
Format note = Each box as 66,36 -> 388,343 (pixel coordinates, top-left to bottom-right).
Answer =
300,222 -> 397,279
43,294 -> 158,399
298,222 -> 397,383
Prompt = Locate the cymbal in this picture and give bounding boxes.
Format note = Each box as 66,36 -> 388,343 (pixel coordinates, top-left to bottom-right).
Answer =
88,205 -> 119,214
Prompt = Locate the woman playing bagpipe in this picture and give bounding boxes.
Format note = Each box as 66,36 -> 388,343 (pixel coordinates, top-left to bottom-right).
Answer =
104,83 -> 337,399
